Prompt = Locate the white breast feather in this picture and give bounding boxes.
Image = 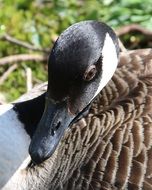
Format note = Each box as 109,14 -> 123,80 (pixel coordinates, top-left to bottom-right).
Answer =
0,104 -> 30,189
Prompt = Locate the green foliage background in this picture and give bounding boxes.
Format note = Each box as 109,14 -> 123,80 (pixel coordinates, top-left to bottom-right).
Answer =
0,0 -> 152,101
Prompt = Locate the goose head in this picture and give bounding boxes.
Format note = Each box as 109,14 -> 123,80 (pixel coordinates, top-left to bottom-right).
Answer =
29,20 -> 119,164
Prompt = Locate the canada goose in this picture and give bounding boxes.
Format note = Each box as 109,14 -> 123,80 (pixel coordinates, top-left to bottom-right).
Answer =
0,21 -> 152,190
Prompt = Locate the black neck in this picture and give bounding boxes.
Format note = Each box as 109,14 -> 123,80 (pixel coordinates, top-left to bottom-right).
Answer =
13,93 -> 46,138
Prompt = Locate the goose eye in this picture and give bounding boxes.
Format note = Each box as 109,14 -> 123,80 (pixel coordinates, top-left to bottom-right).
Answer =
83,65 -> 97,81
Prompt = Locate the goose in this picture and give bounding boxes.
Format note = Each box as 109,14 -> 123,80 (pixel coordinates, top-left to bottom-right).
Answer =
0,21 -> 152,190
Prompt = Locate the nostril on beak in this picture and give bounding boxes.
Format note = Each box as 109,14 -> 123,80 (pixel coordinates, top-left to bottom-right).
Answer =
51,121 -> 61,135
55,121 -> 61,130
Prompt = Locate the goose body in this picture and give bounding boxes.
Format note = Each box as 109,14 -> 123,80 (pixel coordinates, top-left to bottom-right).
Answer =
0,21 -> 152,190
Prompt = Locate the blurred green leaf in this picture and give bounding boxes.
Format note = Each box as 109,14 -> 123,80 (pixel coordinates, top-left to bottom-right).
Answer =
0,0 -> 152,101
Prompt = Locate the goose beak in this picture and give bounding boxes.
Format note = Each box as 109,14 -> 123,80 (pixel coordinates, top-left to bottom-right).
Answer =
29,98 -> 74,164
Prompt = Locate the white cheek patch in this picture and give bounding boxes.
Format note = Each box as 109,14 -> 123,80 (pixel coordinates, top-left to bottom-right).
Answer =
91,33 -> 118,100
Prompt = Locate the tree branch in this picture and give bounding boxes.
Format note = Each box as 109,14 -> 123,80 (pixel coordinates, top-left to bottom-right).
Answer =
116,24 -> 152,38
0,34 -> 50,53
0,64 -> 18,85
0,54 -> 47,65
26,67 -> 33,92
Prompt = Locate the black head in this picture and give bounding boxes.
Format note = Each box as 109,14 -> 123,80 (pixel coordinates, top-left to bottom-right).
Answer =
29,21 -> 119,164
48,20 -> 119,114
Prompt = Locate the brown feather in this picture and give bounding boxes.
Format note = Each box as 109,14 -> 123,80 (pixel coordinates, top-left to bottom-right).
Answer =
9,48 -> 152,190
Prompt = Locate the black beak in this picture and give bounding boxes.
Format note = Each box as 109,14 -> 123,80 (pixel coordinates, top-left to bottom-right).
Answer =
29,97 -> 74,164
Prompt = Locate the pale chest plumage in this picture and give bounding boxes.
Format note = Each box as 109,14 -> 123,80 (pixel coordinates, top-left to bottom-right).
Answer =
0,104 -> 30,189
